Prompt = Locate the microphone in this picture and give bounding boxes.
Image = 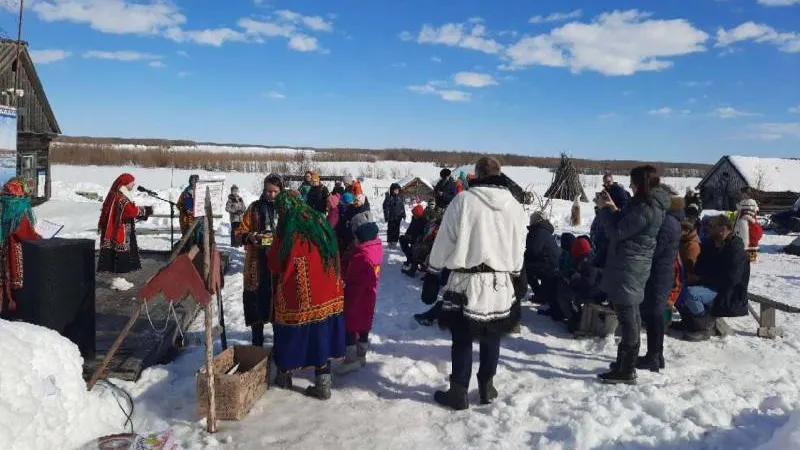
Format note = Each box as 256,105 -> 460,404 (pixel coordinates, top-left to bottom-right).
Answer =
137,186 -> 158,196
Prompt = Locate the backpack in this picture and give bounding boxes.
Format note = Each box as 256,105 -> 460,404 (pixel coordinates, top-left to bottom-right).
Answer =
667,256 -> 686,308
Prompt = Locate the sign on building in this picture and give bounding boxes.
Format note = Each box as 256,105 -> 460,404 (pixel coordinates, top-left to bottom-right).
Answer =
0,106 -> 17,178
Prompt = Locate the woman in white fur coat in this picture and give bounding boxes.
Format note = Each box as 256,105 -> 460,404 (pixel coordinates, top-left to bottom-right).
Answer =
421,157 -> 528,411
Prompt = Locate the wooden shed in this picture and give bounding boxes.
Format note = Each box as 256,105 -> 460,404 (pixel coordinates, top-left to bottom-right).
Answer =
397,176 -> 435,201
0,39 -> 61,205
697,155 -> 800,213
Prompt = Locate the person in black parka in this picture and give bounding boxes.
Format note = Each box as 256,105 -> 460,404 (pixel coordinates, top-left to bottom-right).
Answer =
525,211 -> 561,305
305,173 -> 330,215
603,173 -> 632,210
597,165 -> 666,385
434,169 -> 458,210
383,183 -> 406,245
637,186 -> 683,372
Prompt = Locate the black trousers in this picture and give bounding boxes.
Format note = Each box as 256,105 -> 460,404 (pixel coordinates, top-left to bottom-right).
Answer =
346,332 -> 370,346
613,303 -> 642,348
387,220 -> 402,243
400,235 -> 415,262
230,221 -> 242,247
640,309 -> 665,356
450,327 -> 501,388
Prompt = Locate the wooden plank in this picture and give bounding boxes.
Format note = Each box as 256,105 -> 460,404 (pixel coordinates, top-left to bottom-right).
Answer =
748,293 -> 800,314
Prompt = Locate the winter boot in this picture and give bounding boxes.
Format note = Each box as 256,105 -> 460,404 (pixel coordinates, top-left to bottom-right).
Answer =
305,373 -> 333,400
598,344 -> 638,385
434,380 -> 469,411
335,345 -> 361,375
275,371 -> 293,389
401,264 -> 418,277
414,313 -> 435,326
357,341 -> 369,367
478,377 -> 498,405
634,353 -> 665,373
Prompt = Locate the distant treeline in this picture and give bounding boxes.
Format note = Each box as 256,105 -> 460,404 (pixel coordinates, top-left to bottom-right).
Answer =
51,136 -> 711,178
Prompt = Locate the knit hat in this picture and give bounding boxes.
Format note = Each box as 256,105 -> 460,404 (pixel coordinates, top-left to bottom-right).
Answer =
342,192 -> 355,205
529,211 -> 546,226
231,184 -> 239,191
351,211 -> 376,232
440,168 -> 451,179
343,174 -> 354,185
739,198 -> 758,213
571,237 -> 592,260
412,205 -> 425,217
354,222 -> 379,242
352,181 -> 364,196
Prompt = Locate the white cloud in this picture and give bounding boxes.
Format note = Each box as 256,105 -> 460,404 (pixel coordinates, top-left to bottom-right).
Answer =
32,0 -> 186,35
177,71 -> 190,78
431,55 -> 442,63
712,107 -> 760,119
529,9 -> 582,24
745,122 -> 800,140
453,72 -> 498,88
504,10 -> 709,76
83,50 -> 161,61
757,0 -> 800,6
148,60 -> 166,68
789,106 -> 800,114
176,50 -> 189,58
275,9 -> 333,33
288,34 -> 320,52
167,28 -> 247,47
681,80 -> 713,87
30,49 -> 71,64
238,14 -> 329,52
401,21 -> 503,54
264,91 -> 286,100
392,62 -> 407,68
648,107 -> 690,117
408,82 -> 471,102
716,22 -> 800,53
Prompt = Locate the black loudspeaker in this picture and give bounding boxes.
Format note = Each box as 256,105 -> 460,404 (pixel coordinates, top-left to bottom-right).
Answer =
16,238 -> 96,359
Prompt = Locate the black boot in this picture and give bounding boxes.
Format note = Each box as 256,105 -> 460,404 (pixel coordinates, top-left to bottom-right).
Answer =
401,264 -> 418,277
251,324 -> 264,347
478,377 -> 498,405
634,353 -> 665,372
598,344 -> 638,385
434,380 -> 469,411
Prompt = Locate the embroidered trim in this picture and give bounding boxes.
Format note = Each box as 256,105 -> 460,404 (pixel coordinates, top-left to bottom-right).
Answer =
274,255 -> 344,325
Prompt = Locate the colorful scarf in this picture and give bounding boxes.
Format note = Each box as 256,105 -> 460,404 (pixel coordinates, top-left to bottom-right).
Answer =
274,191 -> 339,274
0,178 -> 35,246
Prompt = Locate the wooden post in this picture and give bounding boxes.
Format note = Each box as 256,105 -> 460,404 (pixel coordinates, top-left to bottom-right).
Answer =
202,191 -> 217,433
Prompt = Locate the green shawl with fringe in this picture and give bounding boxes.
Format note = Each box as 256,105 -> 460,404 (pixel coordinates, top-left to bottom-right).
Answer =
274,191 -> 339,275
0,194 -> 35,246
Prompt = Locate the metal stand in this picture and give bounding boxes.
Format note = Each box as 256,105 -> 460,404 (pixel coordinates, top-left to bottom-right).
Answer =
143,191 -> 178,248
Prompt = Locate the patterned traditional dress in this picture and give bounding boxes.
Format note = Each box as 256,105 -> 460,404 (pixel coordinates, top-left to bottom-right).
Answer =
97,174 -> 150,274
235,197 -> 278,326
0,179 -> 41,316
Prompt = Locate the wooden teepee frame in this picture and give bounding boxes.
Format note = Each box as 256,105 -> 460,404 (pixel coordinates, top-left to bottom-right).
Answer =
544,153 -> 588,202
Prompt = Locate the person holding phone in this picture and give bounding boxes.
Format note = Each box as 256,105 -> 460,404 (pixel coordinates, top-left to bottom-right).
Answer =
236,174 -> 283,347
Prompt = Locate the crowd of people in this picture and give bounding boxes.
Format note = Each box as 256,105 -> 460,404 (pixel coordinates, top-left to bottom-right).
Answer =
79,161 -> 767,409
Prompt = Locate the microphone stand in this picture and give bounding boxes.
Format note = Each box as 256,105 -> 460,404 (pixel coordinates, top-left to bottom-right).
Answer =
141,190 -> 178,249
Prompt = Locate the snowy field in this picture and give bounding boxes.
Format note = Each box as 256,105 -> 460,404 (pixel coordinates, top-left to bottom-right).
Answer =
3,163 -> 800,450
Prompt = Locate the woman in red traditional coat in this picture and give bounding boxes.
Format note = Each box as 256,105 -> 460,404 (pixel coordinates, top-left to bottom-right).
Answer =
97,173 -> 152,275
0,178 -> 41,318
268,191 -> 346,400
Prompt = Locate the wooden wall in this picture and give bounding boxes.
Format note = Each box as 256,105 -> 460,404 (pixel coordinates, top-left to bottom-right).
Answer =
699,159 -> 748,211
17,133 -> 51,204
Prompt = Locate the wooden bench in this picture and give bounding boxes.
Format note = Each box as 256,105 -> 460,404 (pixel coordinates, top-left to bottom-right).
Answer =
748,293 -> 800,339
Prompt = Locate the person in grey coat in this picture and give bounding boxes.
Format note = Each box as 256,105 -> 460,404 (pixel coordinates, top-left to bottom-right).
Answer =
225,185 -> 246,247
596,165 -> 666,385
637,186 -> 683,373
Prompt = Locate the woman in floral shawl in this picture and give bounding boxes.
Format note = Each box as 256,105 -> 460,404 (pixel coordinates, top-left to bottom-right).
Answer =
97,173 -> 152,275
0,178 -> 41,317
268,190 -> 345,400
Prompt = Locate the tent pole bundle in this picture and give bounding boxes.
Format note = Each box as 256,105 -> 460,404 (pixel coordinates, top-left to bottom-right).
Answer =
544,153 -> 588,202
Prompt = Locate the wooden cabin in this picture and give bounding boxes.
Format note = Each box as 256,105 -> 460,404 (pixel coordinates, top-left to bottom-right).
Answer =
397,176 -> 435,201
697,156 -> 800,213
0,39 -> 61,205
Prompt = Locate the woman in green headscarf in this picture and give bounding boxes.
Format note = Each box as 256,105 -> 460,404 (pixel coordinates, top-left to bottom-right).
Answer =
0,178 -> 41,317
267,190 -> 346,400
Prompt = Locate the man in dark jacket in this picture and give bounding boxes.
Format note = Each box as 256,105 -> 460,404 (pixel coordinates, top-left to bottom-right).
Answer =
401,204 -> 427,274
525,212 -> 561,304
603,174 -> 631,211
383,183 -> 406,245
638,186 -> 683,371
305,172 -> 330,215
680,214 -> 749,341
434,169 -> 458,210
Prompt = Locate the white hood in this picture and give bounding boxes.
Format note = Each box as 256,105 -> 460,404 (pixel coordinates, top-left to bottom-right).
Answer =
467,186 -> 517,212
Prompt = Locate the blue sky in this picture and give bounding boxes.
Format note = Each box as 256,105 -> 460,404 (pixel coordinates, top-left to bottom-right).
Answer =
1,0 -> 798,163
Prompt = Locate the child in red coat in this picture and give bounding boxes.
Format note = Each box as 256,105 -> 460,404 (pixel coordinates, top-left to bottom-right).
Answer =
337,221 -> 383,375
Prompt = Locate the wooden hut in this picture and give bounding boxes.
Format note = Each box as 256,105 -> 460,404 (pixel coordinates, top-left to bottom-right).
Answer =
0,39 -> 61,205
397,176 -> 435,201
697,156 -> 800,213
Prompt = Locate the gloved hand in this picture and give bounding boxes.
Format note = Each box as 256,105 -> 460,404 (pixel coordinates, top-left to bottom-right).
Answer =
421,272 -> 441,305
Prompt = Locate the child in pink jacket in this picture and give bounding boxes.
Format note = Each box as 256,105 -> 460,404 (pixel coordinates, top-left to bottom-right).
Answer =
337,221 -> 383,375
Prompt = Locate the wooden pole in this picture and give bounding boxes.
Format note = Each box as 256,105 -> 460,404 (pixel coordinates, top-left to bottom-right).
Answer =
202,190 -> 217,433
86,302 -> 145,391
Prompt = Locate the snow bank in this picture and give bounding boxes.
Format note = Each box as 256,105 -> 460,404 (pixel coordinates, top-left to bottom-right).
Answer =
0,321 -> 126,450
753,411 -> 800,449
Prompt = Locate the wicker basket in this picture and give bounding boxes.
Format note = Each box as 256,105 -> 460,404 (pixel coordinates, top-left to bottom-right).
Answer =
196,345 -> 270,421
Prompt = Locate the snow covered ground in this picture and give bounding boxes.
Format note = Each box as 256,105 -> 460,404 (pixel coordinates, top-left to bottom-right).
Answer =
5,163 -> 800,449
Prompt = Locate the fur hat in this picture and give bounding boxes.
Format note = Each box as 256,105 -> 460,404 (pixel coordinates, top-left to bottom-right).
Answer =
354,222 -> 379,242
440,168 -> 452,179
739,198 -> 759,213
350,211 -> 376,232
571,237 -> 592,260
